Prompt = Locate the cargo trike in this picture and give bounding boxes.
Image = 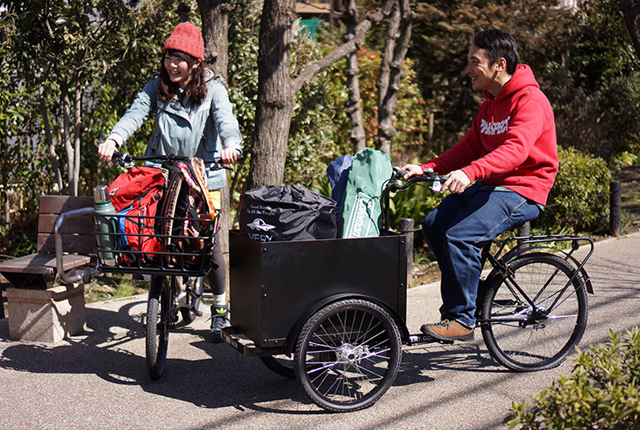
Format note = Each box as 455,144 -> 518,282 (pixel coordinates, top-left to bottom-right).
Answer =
58,154 -> 593,413
222,169 -> 594,412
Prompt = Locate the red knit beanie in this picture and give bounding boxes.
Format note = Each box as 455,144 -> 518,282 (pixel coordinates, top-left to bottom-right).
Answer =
163,22 -> 204,61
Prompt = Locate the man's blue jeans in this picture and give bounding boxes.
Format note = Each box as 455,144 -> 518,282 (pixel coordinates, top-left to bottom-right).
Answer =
421,182 -> 541,328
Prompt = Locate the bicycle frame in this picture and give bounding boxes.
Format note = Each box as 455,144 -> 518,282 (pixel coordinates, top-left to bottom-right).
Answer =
382,170 -> 595,332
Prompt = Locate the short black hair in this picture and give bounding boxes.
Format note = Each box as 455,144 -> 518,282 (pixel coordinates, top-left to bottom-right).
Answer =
472,30 -> 519,75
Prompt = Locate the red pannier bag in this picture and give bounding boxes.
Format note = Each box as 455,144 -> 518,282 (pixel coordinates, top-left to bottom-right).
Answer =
107,166 -> 165,265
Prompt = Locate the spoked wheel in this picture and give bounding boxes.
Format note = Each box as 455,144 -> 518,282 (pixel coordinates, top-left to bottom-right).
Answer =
179,277 -> 203,325
146,275 -> 172,380
294,299 -> 402,412
260,355 -> 295,379
480,253 -> 588,372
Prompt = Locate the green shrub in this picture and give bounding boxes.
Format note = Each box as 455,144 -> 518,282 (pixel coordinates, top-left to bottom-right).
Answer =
538,147 -> 612,234
506,328 -> 640,429
387,180 -> 444,231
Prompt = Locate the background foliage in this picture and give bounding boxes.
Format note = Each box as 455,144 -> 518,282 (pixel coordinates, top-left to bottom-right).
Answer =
2,0 -> 640,255
538,147 -> 612,234
507,328 -> 640,429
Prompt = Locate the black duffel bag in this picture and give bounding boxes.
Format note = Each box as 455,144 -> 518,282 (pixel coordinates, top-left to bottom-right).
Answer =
239,185 -> 338,242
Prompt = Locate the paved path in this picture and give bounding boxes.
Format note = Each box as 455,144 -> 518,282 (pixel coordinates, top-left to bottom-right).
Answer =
0,233 -> 639,429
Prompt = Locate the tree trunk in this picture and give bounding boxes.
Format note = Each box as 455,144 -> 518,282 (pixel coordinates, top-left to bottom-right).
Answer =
72,85 -> 82,197
247,0 -> 296,189
343,0 -> 366,152
197,0 -> 231,80
620,0 -> 640,61
374,0 -> 413,157
38,80 -> 64,194
61,84 -> 75,196
197,0 -> 234,292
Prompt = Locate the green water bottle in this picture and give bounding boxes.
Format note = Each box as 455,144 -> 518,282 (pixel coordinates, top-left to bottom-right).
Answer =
93,185 -> 118,266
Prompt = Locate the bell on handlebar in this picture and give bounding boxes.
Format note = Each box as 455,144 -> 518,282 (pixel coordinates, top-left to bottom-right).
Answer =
431,177 -> 442,193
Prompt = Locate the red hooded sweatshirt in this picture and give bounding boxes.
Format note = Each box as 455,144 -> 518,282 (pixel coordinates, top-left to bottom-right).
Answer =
421,64 -> 558,205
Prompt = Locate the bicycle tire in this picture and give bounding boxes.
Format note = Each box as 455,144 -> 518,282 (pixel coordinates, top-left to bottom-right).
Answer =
294,299 -> 402,412
260,355 -> 296,379
480,253 -> 588,372
146,275 -> 171,380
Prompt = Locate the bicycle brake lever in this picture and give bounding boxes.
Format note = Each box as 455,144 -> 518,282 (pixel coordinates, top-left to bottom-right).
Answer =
113,151 -> 134,169
431,177 -> 442,192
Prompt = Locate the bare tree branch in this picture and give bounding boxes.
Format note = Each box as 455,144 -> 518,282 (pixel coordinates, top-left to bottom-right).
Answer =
291,4 -> 393,94
620,0 -> 640,60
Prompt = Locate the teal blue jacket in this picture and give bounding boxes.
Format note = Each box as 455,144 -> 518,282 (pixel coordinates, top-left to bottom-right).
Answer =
108,69 -> 242,190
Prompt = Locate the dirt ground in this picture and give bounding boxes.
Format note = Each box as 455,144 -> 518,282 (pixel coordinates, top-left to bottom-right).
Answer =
409,165 -> 640,287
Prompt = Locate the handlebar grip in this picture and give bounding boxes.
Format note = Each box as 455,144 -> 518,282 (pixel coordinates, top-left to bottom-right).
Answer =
392,166 -> 410,180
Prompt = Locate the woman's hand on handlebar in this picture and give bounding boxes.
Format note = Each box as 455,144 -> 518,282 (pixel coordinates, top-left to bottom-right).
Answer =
219,147 -> 241,165
400,164 -> 424,179
98,139 -> 118,163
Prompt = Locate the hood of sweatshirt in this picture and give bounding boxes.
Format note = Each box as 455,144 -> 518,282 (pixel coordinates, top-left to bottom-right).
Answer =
483,64 -> 539,102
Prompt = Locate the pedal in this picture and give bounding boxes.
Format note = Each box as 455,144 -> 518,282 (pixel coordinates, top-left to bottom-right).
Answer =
409,334 -> 454,345
194,309 -> 203,317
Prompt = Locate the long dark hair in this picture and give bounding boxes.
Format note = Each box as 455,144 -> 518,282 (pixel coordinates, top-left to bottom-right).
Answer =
158,49 -> 207,104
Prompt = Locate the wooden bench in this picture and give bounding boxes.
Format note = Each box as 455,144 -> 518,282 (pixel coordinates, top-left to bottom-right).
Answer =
0,195 -> 95,342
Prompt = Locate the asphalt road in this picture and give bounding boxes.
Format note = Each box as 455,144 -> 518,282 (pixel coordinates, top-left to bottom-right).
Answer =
0,233 -> 638,429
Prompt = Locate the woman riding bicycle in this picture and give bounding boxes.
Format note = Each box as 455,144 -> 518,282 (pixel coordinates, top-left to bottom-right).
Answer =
97,20 -> 242,343
402,30 -> 558,342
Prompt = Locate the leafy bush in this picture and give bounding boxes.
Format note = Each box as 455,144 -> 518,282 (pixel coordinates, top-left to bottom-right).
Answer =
387,180 -> 444,231
538,147 -> 612,234
506,328 -> 640,429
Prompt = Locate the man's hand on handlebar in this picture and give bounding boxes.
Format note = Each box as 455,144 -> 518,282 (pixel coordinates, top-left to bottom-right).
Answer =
398,164 -> 470,194
98,139 -> 118,163
442,170 -> 470,194
400,164 -> 424,179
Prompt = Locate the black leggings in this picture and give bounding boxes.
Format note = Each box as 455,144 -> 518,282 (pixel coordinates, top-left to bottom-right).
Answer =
207,244 -> 226,296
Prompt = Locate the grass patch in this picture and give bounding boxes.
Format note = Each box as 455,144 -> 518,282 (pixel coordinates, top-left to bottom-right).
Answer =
84,273 -> 148,303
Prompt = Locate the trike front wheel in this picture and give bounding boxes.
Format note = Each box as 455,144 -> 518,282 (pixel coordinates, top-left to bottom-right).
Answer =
146,275 -> 172,380
480,253 -> 588,372
294,299 -> 402,412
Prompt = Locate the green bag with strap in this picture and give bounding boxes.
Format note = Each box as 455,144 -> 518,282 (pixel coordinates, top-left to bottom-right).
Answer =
339,148 -> 392,238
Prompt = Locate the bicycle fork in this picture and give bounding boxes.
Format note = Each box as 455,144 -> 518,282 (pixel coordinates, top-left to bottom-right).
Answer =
176,277 -> 204,317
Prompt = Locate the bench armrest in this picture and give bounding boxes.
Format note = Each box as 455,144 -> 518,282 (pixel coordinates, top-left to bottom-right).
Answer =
55,207 -> 97,285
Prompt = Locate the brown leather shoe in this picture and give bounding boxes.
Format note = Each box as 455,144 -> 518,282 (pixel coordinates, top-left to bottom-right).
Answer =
420,319 -> 474,341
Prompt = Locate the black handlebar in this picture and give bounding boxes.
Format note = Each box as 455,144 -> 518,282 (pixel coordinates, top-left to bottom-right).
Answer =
112,151 -> 242,171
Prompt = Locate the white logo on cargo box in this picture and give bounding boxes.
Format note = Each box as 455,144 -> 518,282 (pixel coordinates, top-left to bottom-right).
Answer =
247,218 -> 276,232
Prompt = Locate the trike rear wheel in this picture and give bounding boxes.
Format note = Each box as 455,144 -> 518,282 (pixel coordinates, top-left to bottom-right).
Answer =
294,299 -> 402,412
146,275 -> 171,380
480,253 -> 588,372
